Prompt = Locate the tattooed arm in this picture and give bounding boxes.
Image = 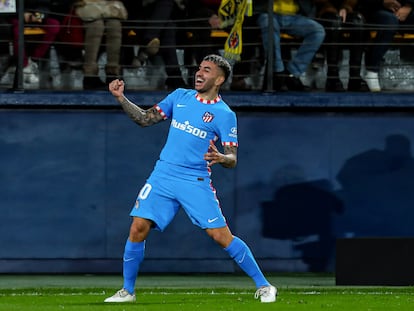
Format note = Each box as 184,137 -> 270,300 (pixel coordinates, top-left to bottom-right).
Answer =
117,96 -> 164,127
204,140 -> 237,168
108,79 -> 164,127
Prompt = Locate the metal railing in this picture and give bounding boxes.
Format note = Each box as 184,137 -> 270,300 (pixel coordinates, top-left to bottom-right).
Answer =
1,1 -> 414,92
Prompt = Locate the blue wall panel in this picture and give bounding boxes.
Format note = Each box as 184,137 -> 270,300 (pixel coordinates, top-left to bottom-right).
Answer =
1,108 -> 414,273
0,111 -> 107,258
232,112 -> 414,272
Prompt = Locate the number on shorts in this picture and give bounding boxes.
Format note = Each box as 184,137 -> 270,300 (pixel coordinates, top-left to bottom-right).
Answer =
138,183 -> 152,200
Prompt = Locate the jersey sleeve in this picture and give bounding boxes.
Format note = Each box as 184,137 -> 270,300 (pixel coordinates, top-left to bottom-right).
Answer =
217,109 -> 238,147
155,89 -> 182,119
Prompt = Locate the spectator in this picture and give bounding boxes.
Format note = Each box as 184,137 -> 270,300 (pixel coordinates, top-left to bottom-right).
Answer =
359,0 -> 414,92
51,1 -> 84,69
255,0 -> 326,91
316,0 -> 368,91
229,14 -> 264,91
122,0 -> 160,70
184,0 -> 262,91
0,17 -> 11,77
181,0 -> 222,86
124,0 -> 188,90
76,0 -> 125,89
10,0 -> 60,84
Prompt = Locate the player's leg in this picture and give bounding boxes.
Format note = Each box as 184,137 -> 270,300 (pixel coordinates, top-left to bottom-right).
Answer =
105,177 -> 180,303
104,216 -> 151,303
122,217 -> 152,295
178,178 -> 277,303
206,227 -> 277,302
208,227 -> 268,286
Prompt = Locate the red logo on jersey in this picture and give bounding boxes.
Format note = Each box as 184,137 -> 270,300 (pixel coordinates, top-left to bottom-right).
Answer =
202,112 -> 214,123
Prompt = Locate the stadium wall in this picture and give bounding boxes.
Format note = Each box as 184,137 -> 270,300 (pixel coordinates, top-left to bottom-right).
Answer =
1,90 -> 414,274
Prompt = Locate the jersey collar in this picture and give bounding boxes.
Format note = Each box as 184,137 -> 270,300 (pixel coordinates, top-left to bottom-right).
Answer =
195,93 -> 221,104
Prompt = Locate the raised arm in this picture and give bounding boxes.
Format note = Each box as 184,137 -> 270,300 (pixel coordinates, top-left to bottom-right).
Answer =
108,79 -> 164,127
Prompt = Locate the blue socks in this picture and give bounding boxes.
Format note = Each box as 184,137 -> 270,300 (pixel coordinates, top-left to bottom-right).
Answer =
122,239 -> 145,294
224,236 -> 269,288
122,237 -> 267,293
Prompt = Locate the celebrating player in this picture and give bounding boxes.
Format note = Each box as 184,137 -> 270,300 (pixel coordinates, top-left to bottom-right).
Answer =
105,54 -> 277,303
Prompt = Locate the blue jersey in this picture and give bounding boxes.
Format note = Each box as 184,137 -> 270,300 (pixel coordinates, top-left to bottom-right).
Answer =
154,88 -> 238,177
131,89 -> 237,231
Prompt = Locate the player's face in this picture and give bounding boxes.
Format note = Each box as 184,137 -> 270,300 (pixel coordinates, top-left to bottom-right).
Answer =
194,60 -> 225,93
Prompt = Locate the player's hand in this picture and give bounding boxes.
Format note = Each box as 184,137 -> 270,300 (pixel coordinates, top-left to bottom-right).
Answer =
204,140 -> 223,167
108,79 -> 125,98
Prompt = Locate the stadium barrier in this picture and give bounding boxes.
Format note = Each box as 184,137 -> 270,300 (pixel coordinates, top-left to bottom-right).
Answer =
1,7 -> 414,91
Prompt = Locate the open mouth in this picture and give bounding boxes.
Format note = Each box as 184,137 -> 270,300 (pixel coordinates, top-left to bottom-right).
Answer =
195,76 -> 204,86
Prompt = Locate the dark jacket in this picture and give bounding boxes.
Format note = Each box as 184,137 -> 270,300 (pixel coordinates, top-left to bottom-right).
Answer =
24,0 -> 51,15
315,0 -> 359,16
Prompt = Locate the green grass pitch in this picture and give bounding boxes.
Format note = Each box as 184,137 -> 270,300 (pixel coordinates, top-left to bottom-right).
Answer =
0,273 -> 413,310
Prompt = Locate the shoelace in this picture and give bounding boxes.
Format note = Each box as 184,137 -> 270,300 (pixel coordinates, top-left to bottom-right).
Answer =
254,286 -> 268,299
118,289 -> 130,297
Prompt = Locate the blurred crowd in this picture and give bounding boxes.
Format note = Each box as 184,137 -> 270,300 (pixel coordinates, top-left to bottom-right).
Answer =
0,0 -> 414,92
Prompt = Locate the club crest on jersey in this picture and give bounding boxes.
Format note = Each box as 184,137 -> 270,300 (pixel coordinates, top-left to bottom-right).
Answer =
202,111 -> 214,123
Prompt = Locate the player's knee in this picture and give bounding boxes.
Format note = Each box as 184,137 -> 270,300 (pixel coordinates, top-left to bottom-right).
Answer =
129,217 -> 151,241
206,227 -> 233,248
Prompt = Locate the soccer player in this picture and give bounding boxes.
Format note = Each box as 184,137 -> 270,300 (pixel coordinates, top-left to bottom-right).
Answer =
105,54 -> 277,303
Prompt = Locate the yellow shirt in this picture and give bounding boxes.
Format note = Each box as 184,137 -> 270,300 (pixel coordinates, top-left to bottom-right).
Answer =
273,0 -> 299,15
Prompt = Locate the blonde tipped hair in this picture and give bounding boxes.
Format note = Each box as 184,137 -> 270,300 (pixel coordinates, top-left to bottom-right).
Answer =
203,54 -> 232,82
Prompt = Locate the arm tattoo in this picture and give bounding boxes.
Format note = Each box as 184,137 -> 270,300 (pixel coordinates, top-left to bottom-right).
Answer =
118,96 -> 164,127
221,145 -> 237,168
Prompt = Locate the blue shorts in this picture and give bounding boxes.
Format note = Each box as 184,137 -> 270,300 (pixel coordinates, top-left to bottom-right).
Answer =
130,169 -> 227,231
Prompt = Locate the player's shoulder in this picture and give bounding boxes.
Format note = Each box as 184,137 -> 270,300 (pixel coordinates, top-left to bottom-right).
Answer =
217,97 -> 235,113
170,88 -> 197,98
163,88 -> 196,106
